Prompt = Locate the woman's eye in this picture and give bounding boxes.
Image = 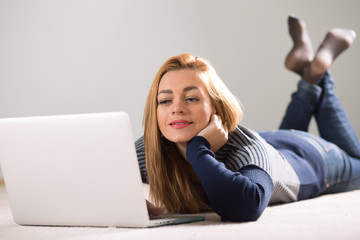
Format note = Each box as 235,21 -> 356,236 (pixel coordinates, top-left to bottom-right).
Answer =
187,97 -> 199,102
158,99 -> 171,105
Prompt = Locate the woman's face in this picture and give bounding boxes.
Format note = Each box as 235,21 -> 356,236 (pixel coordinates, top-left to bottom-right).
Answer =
157,69 -> 215,147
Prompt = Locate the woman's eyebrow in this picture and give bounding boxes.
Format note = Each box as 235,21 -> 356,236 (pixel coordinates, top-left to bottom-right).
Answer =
158,86 -> 200,95
158,89 -> 172,95
183,86 -> 199,92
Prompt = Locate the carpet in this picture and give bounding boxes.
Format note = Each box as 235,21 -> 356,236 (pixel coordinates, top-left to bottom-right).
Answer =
0,184 -> 359,240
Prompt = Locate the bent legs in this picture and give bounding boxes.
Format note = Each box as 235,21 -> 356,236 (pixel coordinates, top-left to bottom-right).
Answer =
315,73 -> 360,158
279,80 -> 320,132
281,15 -> 360,158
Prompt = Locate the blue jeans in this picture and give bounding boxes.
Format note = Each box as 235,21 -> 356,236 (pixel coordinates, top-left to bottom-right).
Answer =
279,71 -> 360,194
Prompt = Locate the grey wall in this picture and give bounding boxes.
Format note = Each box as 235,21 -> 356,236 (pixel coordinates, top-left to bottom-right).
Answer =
1,0 -> 360,178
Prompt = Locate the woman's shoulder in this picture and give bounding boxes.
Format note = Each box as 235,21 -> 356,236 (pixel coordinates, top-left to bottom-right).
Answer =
226,125 -> 265,146
216,125 -> 271,172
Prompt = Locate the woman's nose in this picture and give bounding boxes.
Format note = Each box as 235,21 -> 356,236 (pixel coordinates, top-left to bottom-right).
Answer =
171,100 -> 185,114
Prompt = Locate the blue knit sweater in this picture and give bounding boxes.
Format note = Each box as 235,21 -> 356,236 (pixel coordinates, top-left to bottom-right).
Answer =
187,136 -> 273,222
135,126 -> 326,222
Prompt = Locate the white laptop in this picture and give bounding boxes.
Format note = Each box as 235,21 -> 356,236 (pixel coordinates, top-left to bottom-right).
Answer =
0,112 -> 205,228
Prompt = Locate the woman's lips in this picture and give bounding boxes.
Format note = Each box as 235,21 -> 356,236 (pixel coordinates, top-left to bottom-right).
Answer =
169,120 -> 193,129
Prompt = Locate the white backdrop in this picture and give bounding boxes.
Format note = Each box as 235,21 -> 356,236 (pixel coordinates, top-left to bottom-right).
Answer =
1,0 -> 360,178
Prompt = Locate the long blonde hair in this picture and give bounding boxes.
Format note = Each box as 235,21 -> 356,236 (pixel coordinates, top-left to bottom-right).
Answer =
143,53 -> 243,213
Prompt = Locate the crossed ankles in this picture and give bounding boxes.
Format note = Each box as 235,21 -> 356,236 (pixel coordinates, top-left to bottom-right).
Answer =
285,14 -> 356,85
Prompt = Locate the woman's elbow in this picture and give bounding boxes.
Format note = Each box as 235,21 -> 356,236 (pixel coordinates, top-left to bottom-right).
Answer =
210,186 -> 271,222
215,202 -> 266,222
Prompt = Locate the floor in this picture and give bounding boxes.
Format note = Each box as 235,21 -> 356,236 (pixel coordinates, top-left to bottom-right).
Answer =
1,184 -> 360,240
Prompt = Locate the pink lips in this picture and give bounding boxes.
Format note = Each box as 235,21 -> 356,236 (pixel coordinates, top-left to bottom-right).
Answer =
169,119 -> 192,129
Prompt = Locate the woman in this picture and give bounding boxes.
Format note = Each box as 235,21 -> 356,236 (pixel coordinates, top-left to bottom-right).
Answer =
136,15 -> 360,222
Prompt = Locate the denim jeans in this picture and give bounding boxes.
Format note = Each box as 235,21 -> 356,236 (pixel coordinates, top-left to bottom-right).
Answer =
279,71 -> 360,194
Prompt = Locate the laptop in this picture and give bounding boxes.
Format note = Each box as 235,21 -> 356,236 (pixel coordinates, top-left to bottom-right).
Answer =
0,112 -> 205,228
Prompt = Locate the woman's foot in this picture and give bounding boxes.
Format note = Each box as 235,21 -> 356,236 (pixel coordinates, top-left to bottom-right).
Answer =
304,28 -> 357,84
285,14 -> 314,76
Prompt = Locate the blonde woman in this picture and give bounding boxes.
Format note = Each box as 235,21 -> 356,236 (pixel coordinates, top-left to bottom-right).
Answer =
136,15 -> 360,222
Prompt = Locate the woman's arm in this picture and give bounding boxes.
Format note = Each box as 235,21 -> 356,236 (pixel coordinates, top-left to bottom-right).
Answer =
186,136 -> 274,222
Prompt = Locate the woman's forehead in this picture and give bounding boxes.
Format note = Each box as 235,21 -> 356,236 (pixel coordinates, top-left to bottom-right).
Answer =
158,69 -> 206,91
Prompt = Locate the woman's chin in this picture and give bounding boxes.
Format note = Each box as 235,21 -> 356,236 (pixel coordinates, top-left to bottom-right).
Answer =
165,135 -> 196,145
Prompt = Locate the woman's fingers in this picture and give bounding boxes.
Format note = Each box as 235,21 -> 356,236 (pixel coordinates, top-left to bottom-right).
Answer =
198,114 -> 228,152
146,200 -> 165,216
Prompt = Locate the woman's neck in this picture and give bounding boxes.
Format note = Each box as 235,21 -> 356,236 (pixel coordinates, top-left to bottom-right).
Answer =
176,142 -> 188,160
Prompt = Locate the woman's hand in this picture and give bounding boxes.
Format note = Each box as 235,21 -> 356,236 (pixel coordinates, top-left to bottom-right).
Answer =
146,200 -> 165,216
197,114 -> 229,153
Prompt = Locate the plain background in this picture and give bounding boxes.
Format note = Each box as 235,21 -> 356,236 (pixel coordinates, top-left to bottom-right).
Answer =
1,0 -> 359,178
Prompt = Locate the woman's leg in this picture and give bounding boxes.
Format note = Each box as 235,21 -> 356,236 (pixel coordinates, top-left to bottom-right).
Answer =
321,141 -> 360,194
281,15 -> 318,131
315,72 -> 360,158
279,79 -> 321,131
282,15 -> 360,194
302,27 -> 359,157
303,28 -> 356,84
281,21 -> 359,155
284,14 -> 314,76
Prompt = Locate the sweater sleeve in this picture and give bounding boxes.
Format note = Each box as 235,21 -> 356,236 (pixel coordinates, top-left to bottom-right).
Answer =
134,137 -> 148,183
186,136 -> 274,222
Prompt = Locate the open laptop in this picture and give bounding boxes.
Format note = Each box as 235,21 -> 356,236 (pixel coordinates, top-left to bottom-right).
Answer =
0,112 -> 205,228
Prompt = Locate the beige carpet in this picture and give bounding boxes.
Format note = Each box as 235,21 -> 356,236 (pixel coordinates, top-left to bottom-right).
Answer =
0,185 -> 359,240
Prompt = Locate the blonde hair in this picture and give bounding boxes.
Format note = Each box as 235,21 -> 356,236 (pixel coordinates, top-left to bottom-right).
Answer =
143,53 -> 243,213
